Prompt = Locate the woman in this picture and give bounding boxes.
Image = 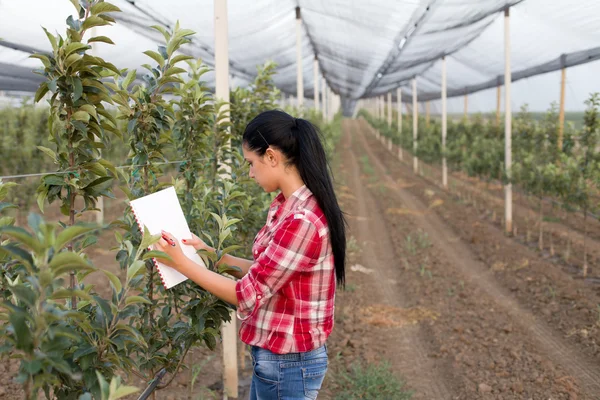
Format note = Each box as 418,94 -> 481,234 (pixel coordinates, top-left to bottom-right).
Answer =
156,109 -> 346,400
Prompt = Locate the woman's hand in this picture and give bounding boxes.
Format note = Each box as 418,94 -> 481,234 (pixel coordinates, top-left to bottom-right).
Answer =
154,230 -> 188,271
182,233 -> 215,253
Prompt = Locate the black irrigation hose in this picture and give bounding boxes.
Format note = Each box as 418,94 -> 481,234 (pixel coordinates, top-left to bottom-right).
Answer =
137,368 -> 167,400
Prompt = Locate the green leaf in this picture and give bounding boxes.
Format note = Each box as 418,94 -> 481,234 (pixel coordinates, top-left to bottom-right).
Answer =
81,16 -> 110,31
79,104 -> 98,121
90,2 -> 121,15
0,202 -> 17,213
126,260 -> 145,280
122,69 -> 136,89
151,25 -> 170,42
50,289 -> 92,301
174,28 -> 196,40
64,42 -> 90,57
103,270 -> 122,293
55,224 -> 97,251
37,146 -> 58,163
73,77 -> 83,101
170,54 -> 194,65
34,82 -> 49,103
87,35 -> 115,45
29,53 -> 51,67
143,50 -> 164,69
72,110 -> 90,122
0,226 -> 41,252
139,225 -> 161,250
110,385 -> 139,400
9,312 -> 32,351
64,53 -> 82,69
125,296 -> 151,306
43,28 -> 58,52
49,252 -> 95,275
69,0 -> 81,14
164,66 -> 186,77
142,250 -> 170,261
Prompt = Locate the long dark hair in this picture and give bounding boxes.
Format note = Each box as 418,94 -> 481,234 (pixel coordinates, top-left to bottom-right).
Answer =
243,110 -> 346,287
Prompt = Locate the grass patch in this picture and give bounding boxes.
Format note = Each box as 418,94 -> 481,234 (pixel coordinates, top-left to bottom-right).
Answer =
333,360 -> 413,400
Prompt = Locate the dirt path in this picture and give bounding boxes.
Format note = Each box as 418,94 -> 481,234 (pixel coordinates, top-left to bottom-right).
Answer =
341,120 -> 455,399
360,118 -> 600,280
352,119 -> 600,398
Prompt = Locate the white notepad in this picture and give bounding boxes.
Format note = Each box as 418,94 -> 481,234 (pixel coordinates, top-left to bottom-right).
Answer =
129,186 -> 204,289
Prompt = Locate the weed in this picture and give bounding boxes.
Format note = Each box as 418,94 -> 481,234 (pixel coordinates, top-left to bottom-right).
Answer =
416,230 -> 431,249
190,354 -> 215,396
346,235 -> 361,257
546,285 -> 556,300
333,360 -> 413,400
344,283 -> 357,292
404,234 -> 417,255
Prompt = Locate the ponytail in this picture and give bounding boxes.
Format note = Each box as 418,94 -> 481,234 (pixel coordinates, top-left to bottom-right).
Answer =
294,118 -> 346,287
243,110 -> 347,287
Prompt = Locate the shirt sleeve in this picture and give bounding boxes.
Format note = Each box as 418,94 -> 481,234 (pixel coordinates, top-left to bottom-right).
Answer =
235,214 -> 322,321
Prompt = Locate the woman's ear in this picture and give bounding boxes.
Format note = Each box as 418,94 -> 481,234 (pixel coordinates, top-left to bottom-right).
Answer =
265,148 -> 279,167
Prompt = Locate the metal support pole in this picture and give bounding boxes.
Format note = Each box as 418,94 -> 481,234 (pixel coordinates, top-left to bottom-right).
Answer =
464,93 -> 468,120
397,87 -> 403,161
496,77 -> 501,126
295,7 -> 304,110
412,78 -> 418,174
387,92 -> 392,128
558,54 -> 567,151
90,27 -> 104,225
442,57 -> 448,189
215,1 -> 238,397
313,56 -> 319,114
504,7 -> 513,235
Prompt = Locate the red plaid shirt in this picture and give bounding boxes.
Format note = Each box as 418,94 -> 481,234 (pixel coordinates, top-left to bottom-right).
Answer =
235,185 -> 336,354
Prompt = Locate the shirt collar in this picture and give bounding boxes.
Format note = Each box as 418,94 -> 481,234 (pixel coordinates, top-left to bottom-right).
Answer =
271,185 -> 312,213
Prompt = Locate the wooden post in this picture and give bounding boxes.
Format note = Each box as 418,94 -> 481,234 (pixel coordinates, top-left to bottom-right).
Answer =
504,7 -> 513,236
313,56 -> 319,114
412,78 -> 418,174
442,56 -> 448,189
496,77 -> 501,126
322,77 -> 327,118
296,7 -> 304,110
387,92 -> 392,128
464,92 -> 468,120
215,1 -> 238,398
425,101 -> 430,128
558,54 -> 566,151
397,87 -> 403,160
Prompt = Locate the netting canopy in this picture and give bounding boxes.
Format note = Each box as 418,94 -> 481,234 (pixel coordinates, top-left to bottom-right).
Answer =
1,0 -> 600,113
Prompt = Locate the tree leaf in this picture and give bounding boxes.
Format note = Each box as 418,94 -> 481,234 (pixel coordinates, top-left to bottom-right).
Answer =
90,2 -> 121,15
81,16 -> 110,31
49,252 -> 95,275
64,42 -> 89,57
87,35 -> 115,45
122,69 -> 136,89
103,270 -> 122,294
150,25 -> 170,42
55,224 -> 97,251
143,50 -> 164,69
126,260 -> 145,280
37,146 -> 58,163
170,54 -> 194,65
125,296 -> 151,306
34,82 -> 49,103
43,28 -> 57,52
73,77 -> 83,101
142,250 -> 170,261
72,110 -> 90,122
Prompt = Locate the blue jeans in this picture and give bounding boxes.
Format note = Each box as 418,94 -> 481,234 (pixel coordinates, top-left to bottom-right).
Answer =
249,344 -> 328,400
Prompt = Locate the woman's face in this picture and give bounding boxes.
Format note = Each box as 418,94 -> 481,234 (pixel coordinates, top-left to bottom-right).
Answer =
242,144 -> 279,193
